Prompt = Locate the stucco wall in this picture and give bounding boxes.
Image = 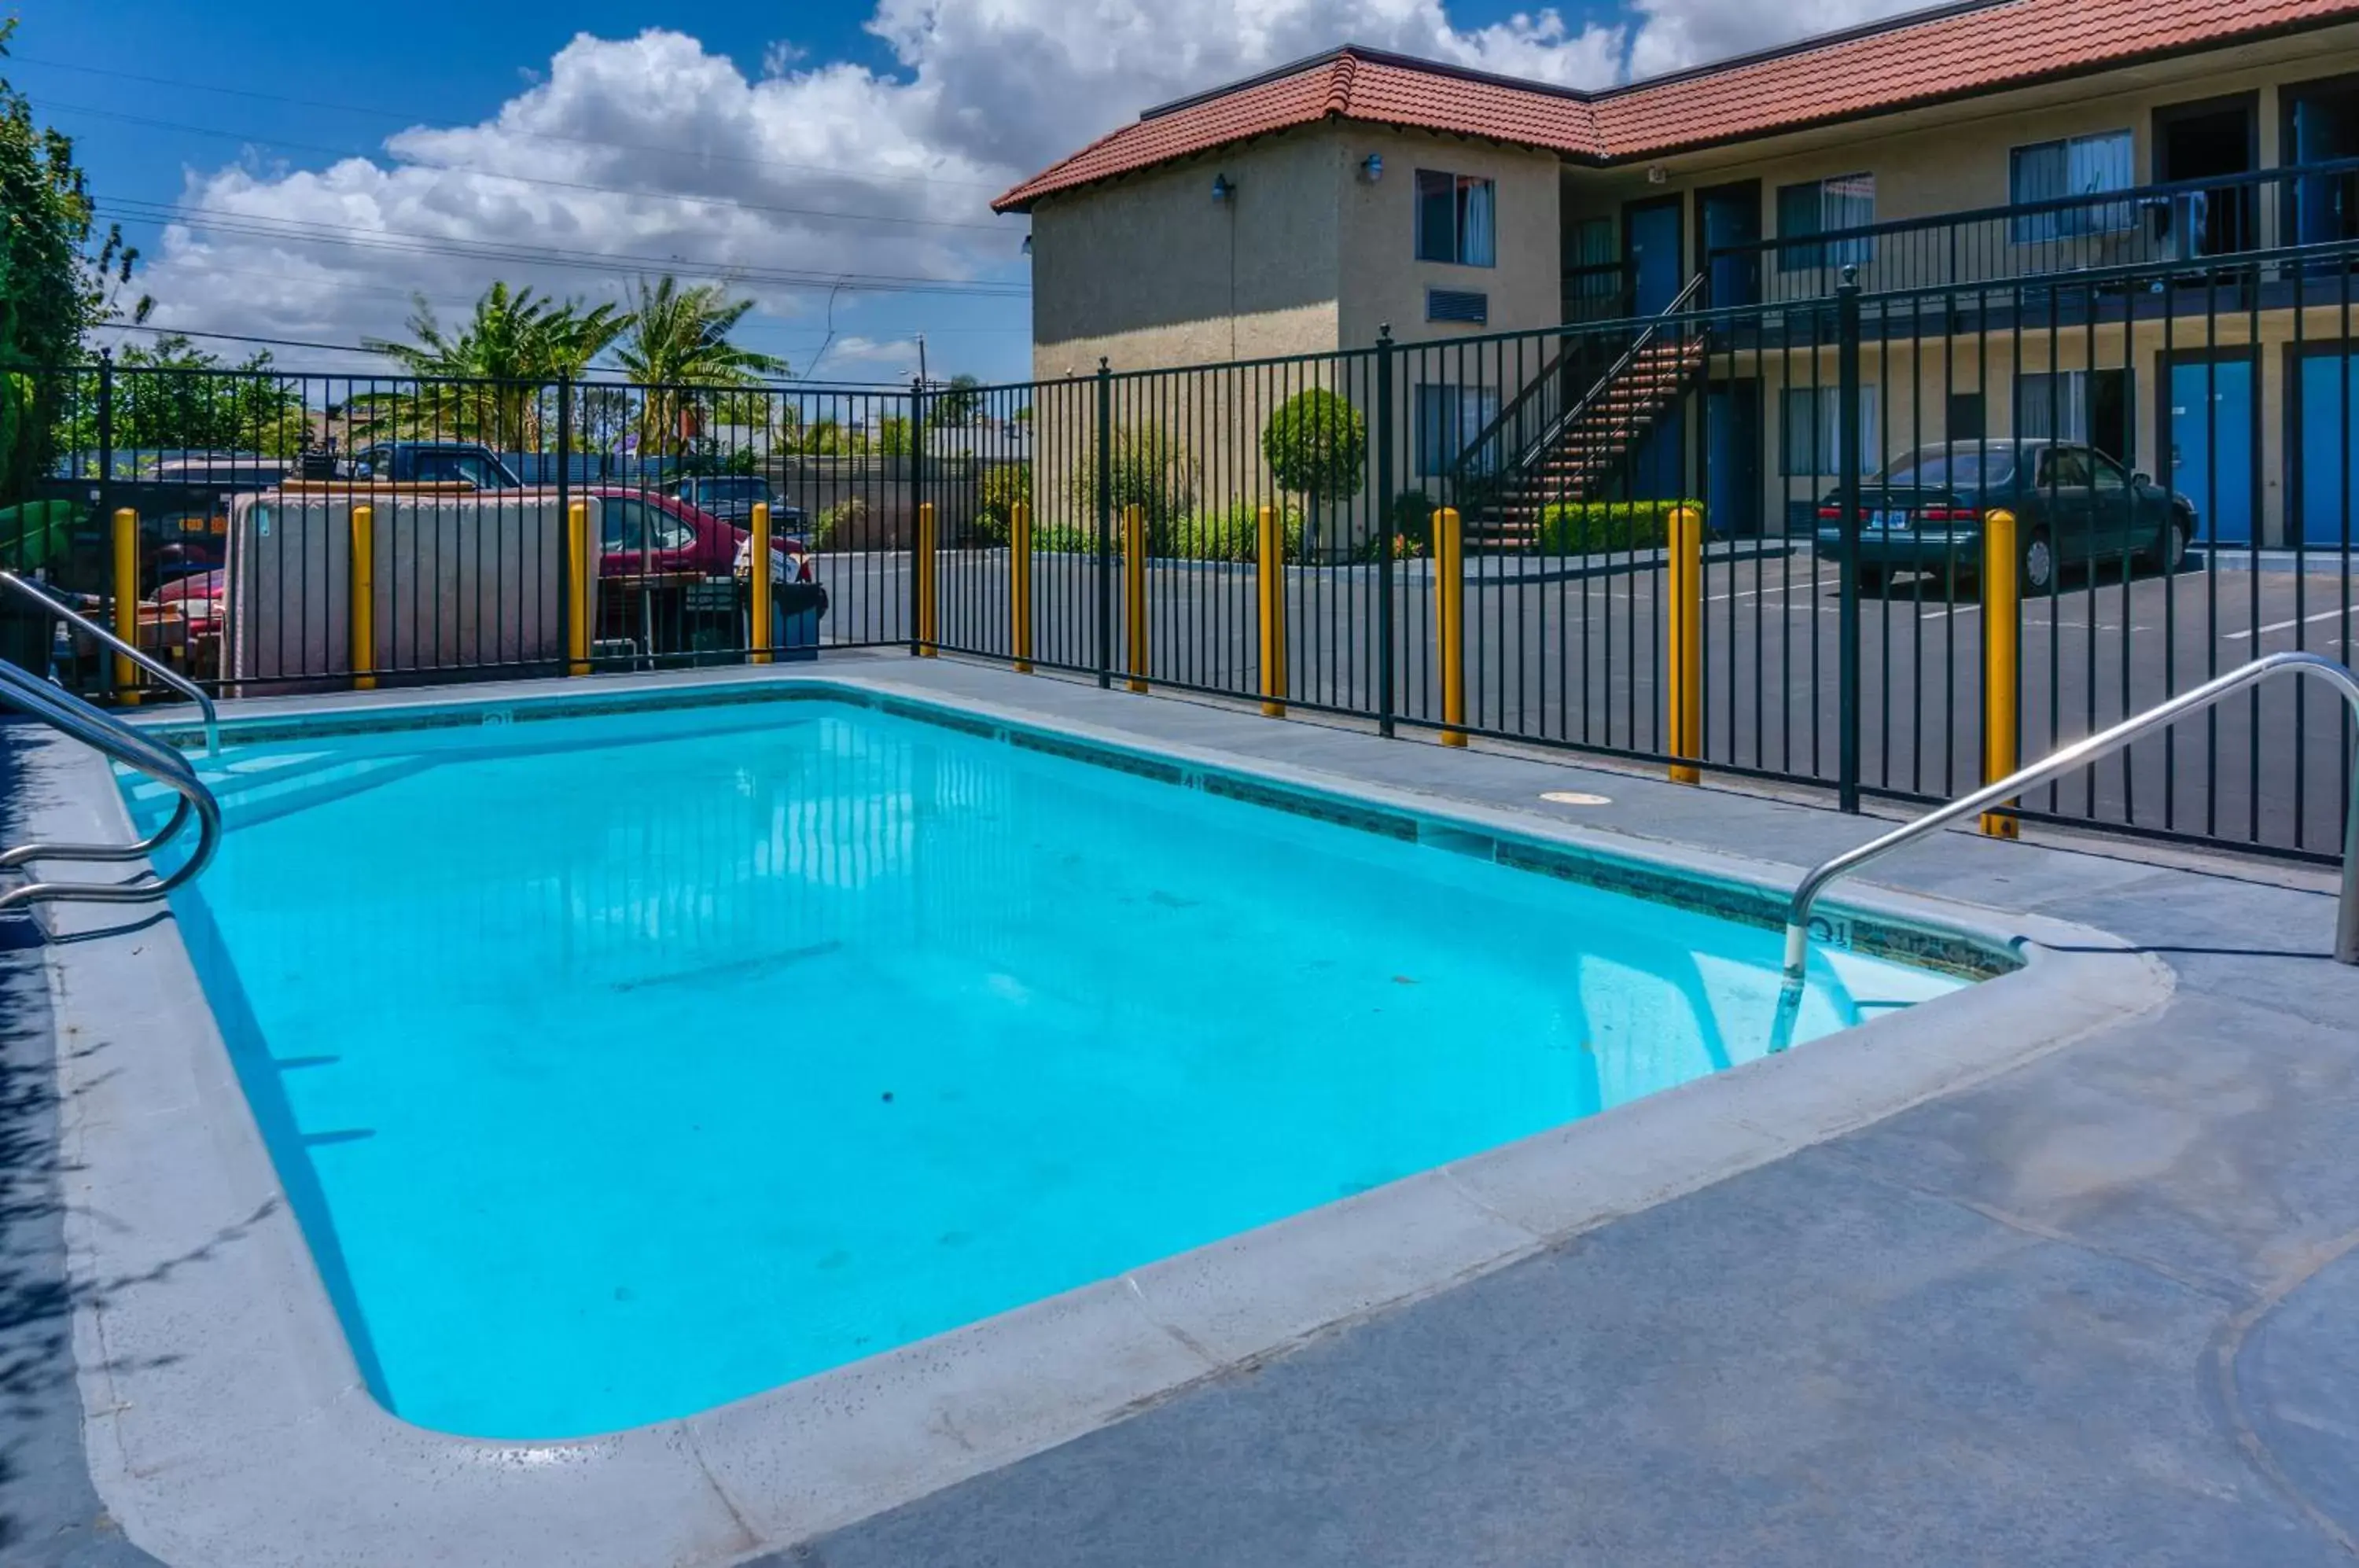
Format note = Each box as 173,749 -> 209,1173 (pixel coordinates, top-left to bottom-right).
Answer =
1028,128 -> 1347,378
1334,127 -> 1564,351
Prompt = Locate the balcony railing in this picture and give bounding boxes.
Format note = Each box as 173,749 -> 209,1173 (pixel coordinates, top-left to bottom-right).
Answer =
1703,156 -> 2359,305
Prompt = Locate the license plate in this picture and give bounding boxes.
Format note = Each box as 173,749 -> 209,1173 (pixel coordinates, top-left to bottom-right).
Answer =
1871,509 -> 1911,532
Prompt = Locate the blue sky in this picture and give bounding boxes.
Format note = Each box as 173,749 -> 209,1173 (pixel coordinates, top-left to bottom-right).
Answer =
6,0 -> 1895,383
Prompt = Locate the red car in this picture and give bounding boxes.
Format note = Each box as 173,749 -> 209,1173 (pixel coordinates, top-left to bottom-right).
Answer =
590,489 -> 813,583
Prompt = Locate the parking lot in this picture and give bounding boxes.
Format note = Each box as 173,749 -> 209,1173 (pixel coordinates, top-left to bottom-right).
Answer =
810,545 -> 2359,857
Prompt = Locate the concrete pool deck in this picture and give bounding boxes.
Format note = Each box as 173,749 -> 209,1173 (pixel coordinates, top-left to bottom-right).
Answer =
4,654 -> 2357,1565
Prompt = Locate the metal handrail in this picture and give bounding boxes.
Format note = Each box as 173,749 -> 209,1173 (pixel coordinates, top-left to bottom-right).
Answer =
1770,651 -> 2359,1051
0,569 -> 219,756
0,657 -> 221,911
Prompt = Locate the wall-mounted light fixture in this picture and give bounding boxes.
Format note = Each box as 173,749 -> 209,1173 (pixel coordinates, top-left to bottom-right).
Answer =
1211,173 -> 1236,203
1360,153 -> 1384,183
1646,164 -> 1669,185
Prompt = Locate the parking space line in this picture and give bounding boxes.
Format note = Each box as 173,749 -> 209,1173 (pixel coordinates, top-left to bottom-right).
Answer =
2224,606 -> 2355,642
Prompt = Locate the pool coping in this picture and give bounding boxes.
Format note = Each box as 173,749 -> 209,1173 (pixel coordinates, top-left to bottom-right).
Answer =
13,662 -> 2175,1568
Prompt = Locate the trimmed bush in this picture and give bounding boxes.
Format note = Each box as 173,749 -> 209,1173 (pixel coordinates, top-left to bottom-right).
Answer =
1260,389 -> 1367,503
1535,498 -> 1706,556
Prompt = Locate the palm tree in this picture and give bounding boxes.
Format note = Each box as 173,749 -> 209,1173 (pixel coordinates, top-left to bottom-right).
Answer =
614,275 -> 786,459
358,282 -> 625,448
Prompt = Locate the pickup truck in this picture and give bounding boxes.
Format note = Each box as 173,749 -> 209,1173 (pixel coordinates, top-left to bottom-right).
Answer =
349,442 -> 524,488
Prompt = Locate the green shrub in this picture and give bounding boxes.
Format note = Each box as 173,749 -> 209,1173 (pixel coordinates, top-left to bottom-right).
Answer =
1033,521 -> 1100,554
1164,500 -> 1301,563
1535,498 -> 1706,555
1260,389 -> 1367,503
812,497 -> 868,550
1075,425 -> 1195,537
971,461 -> 1031,546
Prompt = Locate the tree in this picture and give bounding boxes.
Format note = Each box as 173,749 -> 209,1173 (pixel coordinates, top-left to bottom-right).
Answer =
357,282 -> 624,449
929,373 -> 983,428
1,18 -> 142,500
1077,425 -> 1195,543
874,414 -> 915,458
1260,388 -> 1366,532
83,334 -> 310,456
614,275 -> 786,459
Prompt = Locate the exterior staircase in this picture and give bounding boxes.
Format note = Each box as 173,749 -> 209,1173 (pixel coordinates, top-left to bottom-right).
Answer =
1456,278 -> 1708,552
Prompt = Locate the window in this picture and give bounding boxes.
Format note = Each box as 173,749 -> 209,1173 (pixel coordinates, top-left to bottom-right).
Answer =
2038,447 -> 2096,489
1775,174 -> 1875,272
1415,171 -> 1497,267
1415,384 -> 1501,477
1876,445 -> 2018,490
1780,384 -> 1879,476
2090,451 -> 2130,490
2016,369 -> 2131,463
598,498 -> 695,554
1563,217 -> 1620,321
2010,130 -> 2134,241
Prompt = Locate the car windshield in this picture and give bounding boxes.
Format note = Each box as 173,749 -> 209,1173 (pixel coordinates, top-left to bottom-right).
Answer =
1871,446 -> 2019,490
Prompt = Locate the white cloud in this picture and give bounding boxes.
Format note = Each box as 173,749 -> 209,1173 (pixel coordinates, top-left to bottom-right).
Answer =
121,0 -> 1934,370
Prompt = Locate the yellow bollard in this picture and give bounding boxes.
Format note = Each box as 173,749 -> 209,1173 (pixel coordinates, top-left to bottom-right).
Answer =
111,508 -> 141,705
1981,507 -> 2021,839
1010,501 -> 1034,673
1256,503 -> 1286,718
349,504 -> 376,691
1436,506 -> 1466,747
749,501 -> 773,667
567,499 -> 591,676
1665,503 -> 1704,785
915,501 -> 938,657
1122,504 -> 1148,693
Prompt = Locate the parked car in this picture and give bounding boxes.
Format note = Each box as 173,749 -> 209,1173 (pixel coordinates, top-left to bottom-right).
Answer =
589,489 -> 816,583
117,455 -> 293,582
672,475 -> 804,531
1815,440 -> 2196,594
350,442 -> 524,489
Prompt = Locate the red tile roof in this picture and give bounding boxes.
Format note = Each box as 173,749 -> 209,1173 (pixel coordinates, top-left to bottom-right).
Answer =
993,0 -> 2359,212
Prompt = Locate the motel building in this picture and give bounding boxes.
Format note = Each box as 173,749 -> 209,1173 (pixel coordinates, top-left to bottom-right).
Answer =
994,0 -> 2359,554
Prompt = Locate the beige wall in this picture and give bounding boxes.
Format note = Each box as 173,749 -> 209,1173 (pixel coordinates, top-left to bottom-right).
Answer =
1334,127 -> 1563,348
1563,25 -> 2359,297
1029,128 -> 1348,378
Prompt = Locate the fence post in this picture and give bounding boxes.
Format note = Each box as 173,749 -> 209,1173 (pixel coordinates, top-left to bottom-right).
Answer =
1095,358 -> 1113,690
749,500 -> 773,667
1375,325 -> 1396,738
1435,505 -> 1466,746
915,502 -> 939,657
555,372 -> 572,572
909,377 -> 926,657
1666,502 -> 1703,784
1257,503 -> 1287,717
350,503 -> 376,691
1010,500 -> 1033,673
94,349 -> 115,528
566,499 -> 591,676
1122,504 -> 1147,691
1980,508 -> 2022,838
110,507 -> 138,705
1835,268 -> 1864,814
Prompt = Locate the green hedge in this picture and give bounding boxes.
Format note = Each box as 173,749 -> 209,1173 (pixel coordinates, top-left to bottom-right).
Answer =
1029,501 -> 1301,562
1536,499 -> 1706,555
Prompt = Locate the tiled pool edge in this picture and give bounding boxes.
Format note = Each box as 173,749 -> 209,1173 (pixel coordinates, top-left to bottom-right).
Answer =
15,668 -> 2174,1568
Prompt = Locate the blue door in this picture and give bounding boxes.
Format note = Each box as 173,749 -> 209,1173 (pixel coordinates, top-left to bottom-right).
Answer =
1700,186 -> 1761,308
2297,351 -> 2359,549
1626,199 -> 1684,316
1705,381 -> 1763,536
2169,357 -> 2256,546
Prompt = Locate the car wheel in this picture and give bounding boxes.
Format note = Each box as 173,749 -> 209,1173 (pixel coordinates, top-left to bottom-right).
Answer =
2021,530 -> 2056,594
2142,517 -> 2190,575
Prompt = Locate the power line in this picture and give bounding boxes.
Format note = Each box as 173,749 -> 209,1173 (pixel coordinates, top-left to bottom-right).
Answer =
99,197 -> 1032,300
100,322 -> 399,356
40,96 -> 1020,235
9,52 -> 1010,190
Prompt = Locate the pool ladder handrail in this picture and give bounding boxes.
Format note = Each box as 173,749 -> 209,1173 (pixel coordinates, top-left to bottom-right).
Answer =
1772,650 -> 2359,1050
0,569 -> 219,757
0,656 -> 222,911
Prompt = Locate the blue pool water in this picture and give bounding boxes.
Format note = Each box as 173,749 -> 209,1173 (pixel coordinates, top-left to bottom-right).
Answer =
128,694 -> 1963,1439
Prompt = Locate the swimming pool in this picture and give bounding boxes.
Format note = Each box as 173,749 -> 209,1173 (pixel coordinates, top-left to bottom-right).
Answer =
124,686 -> 1967,1440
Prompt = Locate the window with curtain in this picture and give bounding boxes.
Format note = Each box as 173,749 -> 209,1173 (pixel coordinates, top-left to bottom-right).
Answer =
1775,174 -> 1875,272
1415,171 -> 1498,266
1415,384 -> 1502,476
2009,131 -> 2134,242
1780,384 -> 1880,476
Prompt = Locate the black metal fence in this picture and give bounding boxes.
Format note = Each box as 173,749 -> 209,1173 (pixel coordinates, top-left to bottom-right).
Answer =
7,236 -> 2359,866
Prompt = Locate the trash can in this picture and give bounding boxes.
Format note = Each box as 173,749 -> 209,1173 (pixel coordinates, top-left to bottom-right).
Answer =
768,581 -> 827,661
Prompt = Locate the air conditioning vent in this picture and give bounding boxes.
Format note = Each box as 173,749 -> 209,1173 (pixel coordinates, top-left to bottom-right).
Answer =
1426,288 -> 1489,325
